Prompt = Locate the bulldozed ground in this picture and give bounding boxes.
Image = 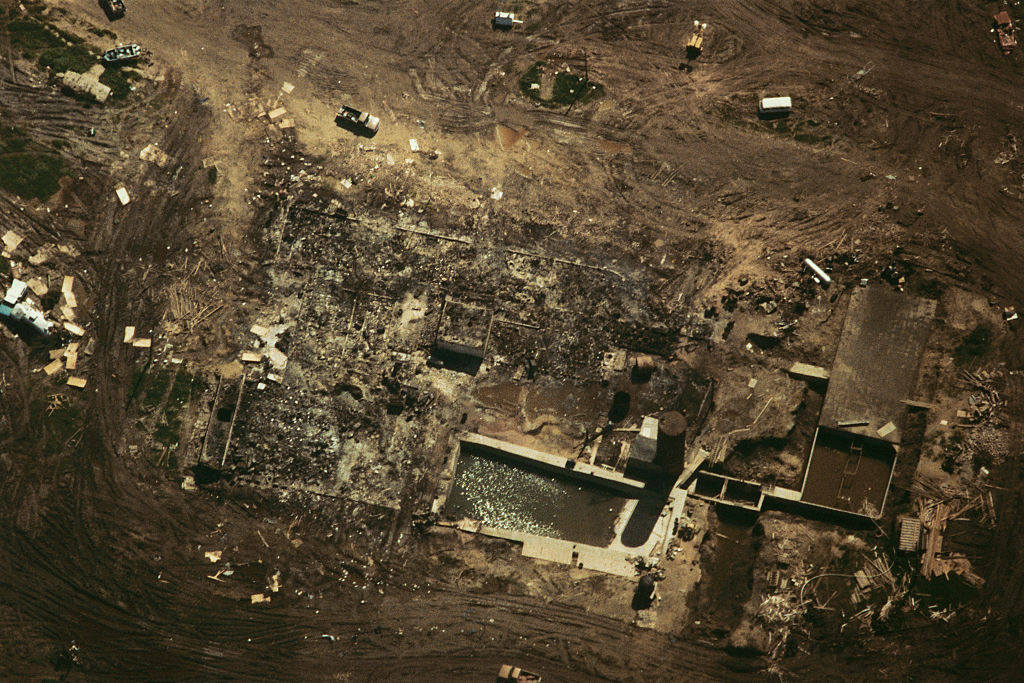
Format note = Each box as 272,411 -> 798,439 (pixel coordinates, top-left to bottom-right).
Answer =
2,0 -> 1024,679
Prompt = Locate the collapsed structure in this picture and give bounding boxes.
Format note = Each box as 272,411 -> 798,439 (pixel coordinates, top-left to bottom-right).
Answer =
692,285 -> 936,520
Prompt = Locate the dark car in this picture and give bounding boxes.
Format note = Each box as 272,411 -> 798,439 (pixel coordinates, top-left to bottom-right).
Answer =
994,11 -> 1017,54
100,0 -> 126,20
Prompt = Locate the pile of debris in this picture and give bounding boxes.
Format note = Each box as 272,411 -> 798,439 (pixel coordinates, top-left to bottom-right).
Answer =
957,369 -> 1004,424
2,231 -> 95,388
850,552 -> 898,607
917,494 -> 989,587
756,565 -> 810,665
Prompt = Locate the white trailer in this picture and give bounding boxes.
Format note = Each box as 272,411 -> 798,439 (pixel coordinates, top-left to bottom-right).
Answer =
758,96 -> 792,116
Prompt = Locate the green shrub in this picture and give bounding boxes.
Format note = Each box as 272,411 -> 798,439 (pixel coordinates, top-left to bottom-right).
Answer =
7,18 -> 59,51
0,126 -> 28,153
520,60 -> 605,108
551,71 -> 603,105
99,67 -> 138,100
518,60 -> 545,97
0,152 -> 63,200
38,44 -> 96,73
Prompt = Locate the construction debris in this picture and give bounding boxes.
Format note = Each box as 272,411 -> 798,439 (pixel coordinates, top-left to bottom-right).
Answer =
267,347 -> 287,371
26,278 -> 47,297
139,143 -> 170,167
918,497 -> 985,587
59,65 -> 111,103
63,321 -> 85,336
1,230 -> 23,255
61,276 -> 77,308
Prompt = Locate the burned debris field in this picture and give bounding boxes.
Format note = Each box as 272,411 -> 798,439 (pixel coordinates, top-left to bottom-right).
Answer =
2,0 -> 1024,680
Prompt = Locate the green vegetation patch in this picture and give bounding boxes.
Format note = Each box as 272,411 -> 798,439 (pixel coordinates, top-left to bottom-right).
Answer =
100,67 -> 140,101
38,43 -> 96,73
520,60 -> 604,109
551,71 -> 604,105
0,125 -> 28,153
7,17 -> 61,51
8,16 -> 83,52
954,325 -> 992,365
519,60 -> 544,94
88,26 -> 117,39
6,14 -> 99,77
0,152 -> 63,200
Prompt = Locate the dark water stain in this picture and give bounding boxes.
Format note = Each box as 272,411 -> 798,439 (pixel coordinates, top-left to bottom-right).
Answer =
445,447 -> 627,546
231,24 -> 274,59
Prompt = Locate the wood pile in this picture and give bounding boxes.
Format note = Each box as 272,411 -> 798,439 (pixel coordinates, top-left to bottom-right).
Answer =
918,497 -> 986,587
957,369 -> 1004,423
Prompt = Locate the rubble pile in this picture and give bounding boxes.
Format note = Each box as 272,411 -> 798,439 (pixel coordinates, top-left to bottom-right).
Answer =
1,231 -> 94,388
206,148 -> 718,508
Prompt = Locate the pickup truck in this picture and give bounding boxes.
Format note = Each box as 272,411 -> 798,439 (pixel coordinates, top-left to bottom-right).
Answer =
335,105 -> 380,136
497,665 -> 542,683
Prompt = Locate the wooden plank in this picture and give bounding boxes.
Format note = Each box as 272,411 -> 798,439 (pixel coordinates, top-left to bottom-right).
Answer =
901,399 -> 938,410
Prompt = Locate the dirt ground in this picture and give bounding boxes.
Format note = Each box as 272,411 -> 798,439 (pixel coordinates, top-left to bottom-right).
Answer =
3,0 -> 1024,679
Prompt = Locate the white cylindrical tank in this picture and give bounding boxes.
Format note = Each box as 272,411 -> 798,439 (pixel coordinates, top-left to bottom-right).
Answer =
803,257 -> 832,286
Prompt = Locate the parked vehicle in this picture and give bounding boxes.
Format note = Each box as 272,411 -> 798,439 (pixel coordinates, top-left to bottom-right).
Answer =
492,11 -> 523,31
758,96 -> 792,118
497,664 -> 542,683
994,11 -> 1017,54
100,0 -> 126,20
686,20 -> 707,60
334,105 -> 380,136
102,44 -> 142,65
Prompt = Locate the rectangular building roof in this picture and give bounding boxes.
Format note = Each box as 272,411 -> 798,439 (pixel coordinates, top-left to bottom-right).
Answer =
819,285 -> 935,444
